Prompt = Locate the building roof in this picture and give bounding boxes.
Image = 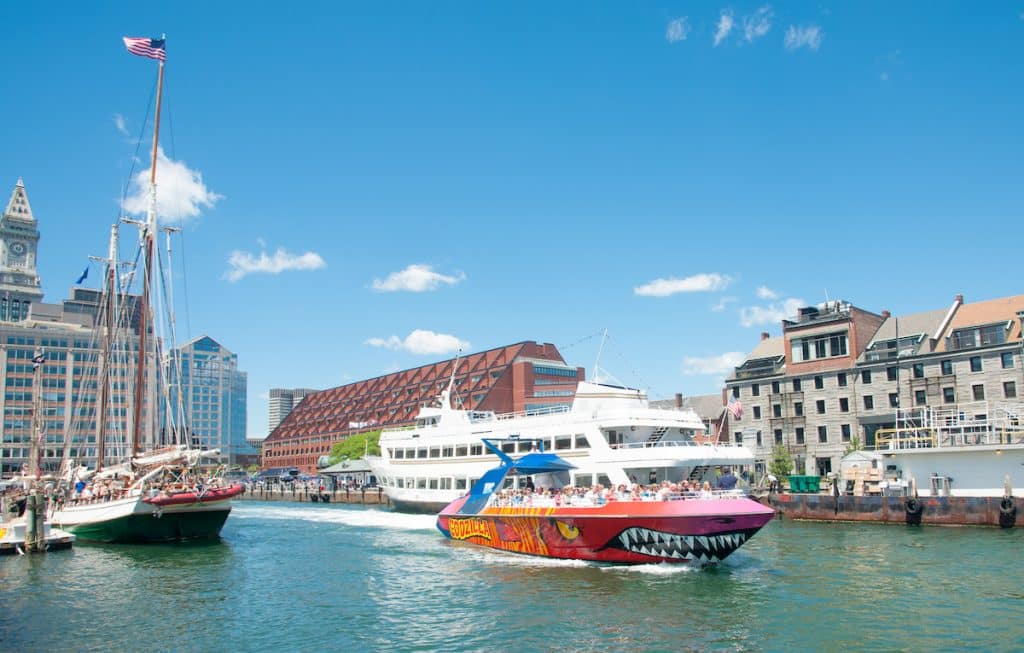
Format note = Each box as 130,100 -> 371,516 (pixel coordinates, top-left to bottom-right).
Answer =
319,458 -> 373,474
648,394 -> 724,420
747,335 -> 785,360
934,294 -> 1024,352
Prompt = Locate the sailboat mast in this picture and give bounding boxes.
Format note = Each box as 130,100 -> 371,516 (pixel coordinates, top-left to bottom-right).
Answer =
96,223 -> 119,469
131,55 -> 164,456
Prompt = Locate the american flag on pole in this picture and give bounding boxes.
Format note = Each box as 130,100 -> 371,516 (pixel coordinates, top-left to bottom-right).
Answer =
726,396 -> 743,419
123,36 -> 166,62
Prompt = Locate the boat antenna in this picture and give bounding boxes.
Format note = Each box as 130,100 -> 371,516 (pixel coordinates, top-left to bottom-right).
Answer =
440,349 -> 461,409
593,328 -> 608,383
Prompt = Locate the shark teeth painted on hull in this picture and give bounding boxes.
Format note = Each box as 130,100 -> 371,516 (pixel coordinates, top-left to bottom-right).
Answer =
612,527 -> 749,563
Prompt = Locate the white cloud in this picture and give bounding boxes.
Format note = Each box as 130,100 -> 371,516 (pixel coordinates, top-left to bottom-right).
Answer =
114,113 -> 129,136
635,273 -> 733,297
739,298 -> 806,327
711,296 -> 737,312
365,329 -> 469,356
666,17 -> 691,43
784,25 -> 823,51
122,147 -> 223,221
743,6 -> 773,42
756,286 -> 779,300
682,351 -> 747,376
713,10 -> 735,46
224,245 -> 326,282
372,264 -> 465,292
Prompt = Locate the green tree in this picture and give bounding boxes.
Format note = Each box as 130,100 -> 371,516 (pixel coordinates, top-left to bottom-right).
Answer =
328,430 -> 381,465
843,435 -> 863,457
247,463 -> 259,473
769,445 -> 794,481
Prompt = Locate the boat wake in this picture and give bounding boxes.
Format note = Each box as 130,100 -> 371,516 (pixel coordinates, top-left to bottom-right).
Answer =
231,504 -> 437,531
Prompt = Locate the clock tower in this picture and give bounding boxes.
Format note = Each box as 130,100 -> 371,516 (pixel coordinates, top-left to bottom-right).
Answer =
0,178 -> 44,321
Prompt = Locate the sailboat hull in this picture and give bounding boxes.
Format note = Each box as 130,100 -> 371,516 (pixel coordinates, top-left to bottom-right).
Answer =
51,494 -> 234,543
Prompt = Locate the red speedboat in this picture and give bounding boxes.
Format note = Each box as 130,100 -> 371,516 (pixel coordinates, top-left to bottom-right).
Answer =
437,438 -> 774,565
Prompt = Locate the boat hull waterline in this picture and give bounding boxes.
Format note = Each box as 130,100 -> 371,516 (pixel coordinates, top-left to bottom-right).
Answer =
437,496 -> 774,565
52,483 -> 243,543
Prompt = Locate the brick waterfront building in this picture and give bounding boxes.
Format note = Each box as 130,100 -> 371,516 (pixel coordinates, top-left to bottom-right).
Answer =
262,341 -> 583,473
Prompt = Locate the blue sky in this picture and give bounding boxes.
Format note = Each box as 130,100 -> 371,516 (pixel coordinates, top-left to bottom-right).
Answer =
2,3 -> 1022,438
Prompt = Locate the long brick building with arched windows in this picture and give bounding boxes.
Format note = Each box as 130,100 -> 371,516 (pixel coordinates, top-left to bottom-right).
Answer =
261,341 -> 584,473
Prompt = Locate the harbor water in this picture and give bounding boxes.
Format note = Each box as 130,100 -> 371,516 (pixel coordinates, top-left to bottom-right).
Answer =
3,502 -> 1024,652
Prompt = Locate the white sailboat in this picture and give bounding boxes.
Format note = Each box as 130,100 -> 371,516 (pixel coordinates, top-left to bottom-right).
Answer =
48,36 -> 242,543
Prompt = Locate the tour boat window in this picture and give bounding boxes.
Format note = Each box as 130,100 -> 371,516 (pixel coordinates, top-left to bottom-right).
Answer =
455,478 -> 467,490
456,446 -> 468,457
574,434 -> 589,449
393,449 -> 404,459
442,446 -> 453,457
554,436 -> 571,450
405,448 -> 415,459
428,479 -> 439,489
417,448 -> 428,459
470,444 -> 483,456
501,442 -> 515,453
417,479 -> 427,489
396,478 -> 405,488
597,474 -> 611,487
441,478 -> 452,490
517,441 -> 532,453
502,477 -> 514,489
429,447 -> 440,458
573,474 -> 593,487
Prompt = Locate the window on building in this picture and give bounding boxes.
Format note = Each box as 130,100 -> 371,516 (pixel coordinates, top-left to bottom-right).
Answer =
732,387 -> 740,399
814,375 -> 824,390
862,370 -> 872,384
816,399 -> 825,414
970,356 -> 982,372
771,381 -> 780,394
887,366 -> 897,381
889,392 -> 899,408
972,384 -> 985,400
794,402 -> 804,417
773,404 -> 782,417
837,372 -> 847,387
793,378 -> 802,391
734,431 -> 742,444
756,431 -> 763,446
949,323 -> 1008,350
774,429 -> 783,445
942,387 -> 955,403
790,332 -> 849,363
1002,352 -> 1014,369
839,397 -> 849,412
1004,381 -> 1017,399
795,427 -> 805,444
914,390 -> 927,406
753,406 -> 761,419
841,423 -> 851,442
752,384 -> 760,397
941,360 -> 953,375
818,425 -> 828,443
864,395 -> 874,410
912,363 -> 925,379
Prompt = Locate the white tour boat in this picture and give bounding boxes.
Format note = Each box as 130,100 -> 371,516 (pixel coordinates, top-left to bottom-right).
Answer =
366,380 -> 754,513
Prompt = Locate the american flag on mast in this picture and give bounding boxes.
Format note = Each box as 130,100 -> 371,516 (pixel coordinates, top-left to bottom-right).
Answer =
123,36 -> 166,61
726,396 -> 743,419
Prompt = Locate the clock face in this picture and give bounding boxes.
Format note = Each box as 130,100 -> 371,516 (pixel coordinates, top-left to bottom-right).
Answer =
10,242 -> 25,255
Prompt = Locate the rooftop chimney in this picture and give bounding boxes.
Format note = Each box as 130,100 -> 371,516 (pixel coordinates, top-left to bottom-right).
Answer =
675,393 -> 683,408
760,332 -> 770,341
955,294 -> 963,305
881,310 -> 891,318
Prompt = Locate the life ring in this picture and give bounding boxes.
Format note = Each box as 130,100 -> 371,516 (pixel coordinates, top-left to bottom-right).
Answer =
904,498 -> 923,525
999,497 -> 1017,529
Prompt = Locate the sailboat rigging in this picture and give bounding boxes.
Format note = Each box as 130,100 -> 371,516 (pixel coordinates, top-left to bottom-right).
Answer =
47,35 -> 243,543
